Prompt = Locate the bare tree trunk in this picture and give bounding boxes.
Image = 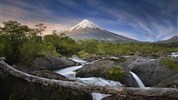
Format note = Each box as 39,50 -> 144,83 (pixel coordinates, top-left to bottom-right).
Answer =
0,58 -> 178,98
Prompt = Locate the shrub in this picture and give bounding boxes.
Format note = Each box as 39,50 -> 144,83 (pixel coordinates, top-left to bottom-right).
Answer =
106,66 -> 126,80
20,41 -> 58,64
160,58 -> 178,70
78,50 -> 97,58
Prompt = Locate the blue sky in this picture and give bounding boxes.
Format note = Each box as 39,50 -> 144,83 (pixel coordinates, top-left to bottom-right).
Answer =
1,0 -> 177,41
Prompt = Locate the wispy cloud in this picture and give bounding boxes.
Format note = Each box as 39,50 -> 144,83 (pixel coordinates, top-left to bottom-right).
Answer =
1,0 -> 177,41
0,0 -> 76,34
90,0 -> 177,41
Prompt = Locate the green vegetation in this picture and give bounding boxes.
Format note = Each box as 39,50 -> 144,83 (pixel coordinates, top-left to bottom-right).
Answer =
0,21 -> 58,65
78,40 -> 178,57
78,50 -> 97,58
160,58 -> 178,70
77,66 -> 126,81
0,20 -> 178,65
106,66 -> 126,80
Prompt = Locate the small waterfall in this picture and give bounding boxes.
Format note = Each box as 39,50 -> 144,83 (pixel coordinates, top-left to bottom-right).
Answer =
129,71 -> 145,88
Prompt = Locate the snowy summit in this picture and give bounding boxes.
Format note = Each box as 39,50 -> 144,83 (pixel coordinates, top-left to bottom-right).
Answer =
69,19 -> 101,32
64,19 -> 137,42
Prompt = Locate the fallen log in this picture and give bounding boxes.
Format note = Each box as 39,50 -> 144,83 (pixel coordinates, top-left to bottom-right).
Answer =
0,58 -> 178,98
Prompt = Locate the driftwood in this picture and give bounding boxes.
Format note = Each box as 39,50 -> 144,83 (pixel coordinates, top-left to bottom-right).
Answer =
0,58 -> 178,98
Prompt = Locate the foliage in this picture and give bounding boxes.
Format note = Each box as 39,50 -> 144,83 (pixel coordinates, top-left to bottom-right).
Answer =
0,21 -> 31,64
35,23 -> 47,36
20,41 -> 58,64
79,41 -> 178,57
44,33 -> 80,56
106,66 -> 126,80
160,58 -> 178,70
0,43 -> 5,56
78,50 -> 97,58
0,21 -> 58,65
78,40 -> 99,54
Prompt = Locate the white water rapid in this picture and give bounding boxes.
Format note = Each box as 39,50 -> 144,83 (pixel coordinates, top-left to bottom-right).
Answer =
55,58 -> 122,100
129,71 -> 145,88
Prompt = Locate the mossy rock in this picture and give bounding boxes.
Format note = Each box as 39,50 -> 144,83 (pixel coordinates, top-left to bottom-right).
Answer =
82,66 -> 126,81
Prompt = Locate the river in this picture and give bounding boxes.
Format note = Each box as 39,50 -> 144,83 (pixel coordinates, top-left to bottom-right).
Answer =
55,57 -> 145,100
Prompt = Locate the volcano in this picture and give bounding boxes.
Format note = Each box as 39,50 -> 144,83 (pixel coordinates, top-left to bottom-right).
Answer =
64,19 -> 137,42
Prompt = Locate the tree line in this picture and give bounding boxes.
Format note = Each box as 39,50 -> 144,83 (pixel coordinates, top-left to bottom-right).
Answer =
0,21 -> 178,65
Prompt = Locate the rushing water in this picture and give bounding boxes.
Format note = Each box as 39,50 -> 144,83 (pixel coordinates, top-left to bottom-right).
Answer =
55,58 -> 122,100
55,65 -> 83,79
55,57 -> 145,100
129,71 -> 145,88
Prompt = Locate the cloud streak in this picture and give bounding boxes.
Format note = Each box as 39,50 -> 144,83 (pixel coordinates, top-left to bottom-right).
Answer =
90,0 -> 177,41
1,0 -> 77,34
1,0 -> 177,41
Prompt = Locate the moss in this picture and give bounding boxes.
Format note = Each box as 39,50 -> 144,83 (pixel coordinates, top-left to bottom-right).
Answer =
160,58 -> 178,70
78,66 -> 126,81
106,66 -> 126,80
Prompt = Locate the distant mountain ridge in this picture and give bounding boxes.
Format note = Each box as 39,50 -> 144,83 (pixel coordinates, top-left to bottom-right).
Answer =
63,19 -> 138,42
158,36 -> 178,43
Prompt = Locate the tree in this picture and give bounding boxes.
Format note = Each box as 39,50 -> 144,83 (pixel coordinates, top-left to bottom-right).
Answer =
35,23 -> 47,36
44,34 -> 59,49
52,30 -> 57,35
79,39 -> 99,54
20,41 -> 58,64
0,21 -> 32,64
58,34 -> 80,56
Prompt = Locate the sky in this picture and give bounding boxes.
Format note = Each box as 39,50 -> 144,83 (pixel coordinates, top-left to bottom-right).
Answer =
0,0 -> 178,41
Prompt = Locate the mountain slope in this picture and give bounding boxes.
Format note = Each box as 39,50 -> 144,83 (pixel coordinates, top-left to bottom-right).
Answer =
64,19 -> 137,42
165,36 -> 178,42
158,36 -> 178,43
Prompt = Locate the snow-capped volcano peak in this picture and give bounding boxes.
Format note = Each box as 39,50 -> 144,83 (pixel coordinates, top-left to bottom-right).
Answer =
69,19 -> 101,32
64,19 -> 137,42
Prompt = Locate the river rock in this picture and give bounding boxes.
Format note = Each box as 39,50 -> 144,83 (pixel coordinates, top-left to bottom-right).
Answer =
154,73 -> 178,88
31,56 -> 76,70
128,57 -> 178,86
76,58 -> 138,87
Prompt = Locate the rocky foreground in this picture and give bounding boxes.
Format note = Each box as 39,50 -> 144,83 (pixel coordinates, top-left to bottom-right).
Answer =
77,56 -> 178,88
0,56 -> 178,100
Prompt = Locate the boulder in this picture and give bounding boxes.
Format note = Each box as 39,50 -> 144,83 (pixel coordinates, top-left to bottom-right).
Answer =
129,57 -> 178,86
76,59 -> 138,87
154,73 -> 178,88
31,56 -> 76,70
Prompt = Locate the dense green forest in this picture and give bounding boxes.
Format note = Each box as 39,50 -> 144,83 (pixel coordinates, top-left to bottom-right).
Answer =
0,21 -> 178,65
